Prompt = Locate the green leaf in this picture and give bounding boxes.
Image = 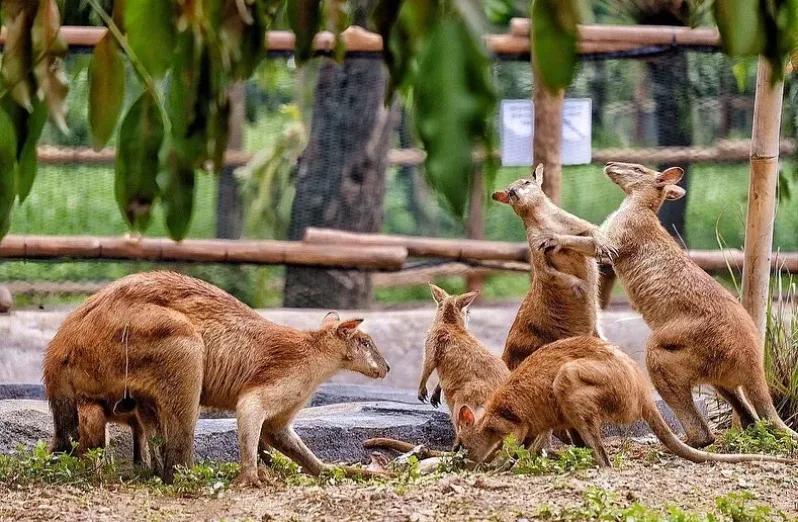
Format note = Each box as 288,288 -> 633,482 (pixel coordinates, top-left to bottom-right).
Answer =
0,6 -> 35,112
167,30 -> 207,165
15,99 -> 47,202
207,94 -> 231,174
115,91 -> 165,232
413,17 -> 496,219
88,32 -> 126,150
287,0 -> 322,64
161,149 -> 195,241
124,0 -> 176,78
531,0 -> 579,92
0,107 -> 18,239
714,0 -> 767,56
220,0 -> 269,80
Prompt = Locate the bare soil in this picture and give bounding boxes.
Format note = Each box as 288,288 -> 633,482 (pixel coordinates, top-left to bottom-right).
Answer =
1,440 -> 796,522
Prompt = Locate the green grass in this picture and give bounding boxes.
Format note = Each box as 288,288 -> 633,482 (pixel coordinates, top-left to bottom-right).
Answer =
709,421 -> 797,457
496,434 -> 597,475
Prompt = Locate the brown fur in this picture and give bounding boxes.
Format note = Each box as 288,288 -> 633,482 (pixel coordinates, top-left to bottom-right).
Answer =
0,285 -> 11,314
456,336 -> 796,466
601,161 -> 797,446
43,271 -> 390,486
493,165 -> 616,371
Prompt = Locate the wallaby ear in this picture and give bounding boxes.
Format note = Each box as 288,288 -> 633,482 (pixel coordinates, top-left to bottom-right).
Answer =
663,184 -> 686,200
458,405 -> 475,427
532,163 -> 544,186
656,166 -> 684,186
322,311 -> 340,327
336,318 -> 364,337
492,190 -> 510,204
457,291 -> 479,310
429,283 -> 448,304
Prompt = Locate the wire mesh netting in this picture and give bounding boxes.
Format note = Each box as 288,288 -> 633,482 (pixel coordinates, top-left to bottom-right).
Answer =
2,46 -> 797,308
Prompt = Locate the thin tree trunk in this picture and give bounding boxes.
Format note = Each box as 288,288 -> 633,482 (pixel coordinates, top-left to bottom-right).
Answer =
283,35 -> 396,309
649,51 -> 692,242
532,74 -> 564,204
215,83 -> 245,239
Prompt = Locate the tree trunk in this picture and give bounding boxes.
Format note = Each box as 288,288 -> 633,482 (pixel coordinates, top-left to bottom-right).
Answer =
215,83 -> 245,239
532,74 -> 564,204
283,49 -> 396,309
649,51 -> 692,242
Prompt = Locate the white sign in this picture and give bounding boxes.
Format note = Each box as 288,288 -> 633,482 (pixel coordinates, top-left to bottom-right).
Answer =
500,99 -> 592,167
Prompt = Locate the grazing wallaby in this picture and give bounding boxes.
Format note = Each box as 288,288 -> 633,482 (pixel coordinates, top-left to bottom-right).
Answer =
601,161 -> 798,447
455,336 -> 796,467
491,164 -> 617,371
43,271 -> 390,486
364,285 -> 509,457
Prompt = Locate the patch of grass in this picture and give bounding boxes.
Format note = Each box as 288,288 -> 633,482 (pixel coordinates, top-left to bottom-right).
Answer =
710,421 -> 797,457
0,443 -> 121,488
765,272 -> 798,430
497,434 -> 596,475
167,461 -> 240,498
535,487 -> 797,522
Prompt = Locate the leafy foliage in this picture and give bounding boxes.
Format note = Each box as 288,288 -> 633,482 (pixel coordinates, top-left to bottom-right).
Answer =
710,421 -> 797,457
531,0 -> 592,92
498,433 -> 596,475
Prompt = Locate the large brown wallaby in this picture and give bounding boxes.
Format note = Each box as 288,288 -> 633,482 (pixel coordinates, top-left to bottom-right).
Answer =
364,285 -> 510,456
455,336 -> 795,466
491,164 -> 616,371
601,161 -> 798,446
43,271 -> 391,486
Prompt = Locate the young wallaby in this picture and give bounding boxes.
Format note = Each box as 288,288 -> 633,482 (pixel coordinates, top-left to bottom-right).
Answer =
455,336 -> 795,467
492,164 -> 617,371
417,285 -> 510,426
43,271 -> 391,486
364,285 -> 510,457
601,161 -> 798,447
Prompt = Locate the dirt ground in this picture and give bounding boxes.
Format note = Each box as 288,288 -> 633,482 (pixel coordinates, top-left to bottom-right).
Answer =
1,441 -> 796,522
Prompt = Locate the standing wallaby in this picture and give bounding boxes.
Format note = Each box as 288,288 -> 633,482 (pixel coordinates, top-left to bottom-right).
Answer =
601,161 -> 798,446
364,285 -> 510,456
491,164 -> 617,371
43,271 -> 390,486
455,336 -> 795,467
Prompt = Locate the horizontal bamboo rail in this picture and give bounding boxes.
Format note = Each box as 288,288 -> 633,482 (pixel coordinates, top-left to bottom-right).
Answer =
0,23 -> 721,56
0,235 -> 407,270
303,228 -> 530,262
303,228 -> 798,273
36,139 -> 789,170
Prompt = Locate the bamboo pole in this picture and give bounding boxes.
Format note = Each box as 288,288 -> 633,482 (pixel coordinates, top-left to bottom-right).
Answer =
0,24 -> 721,56
0,235 -> 408,270
532,71 -> 564,204
741,58 -> 785,345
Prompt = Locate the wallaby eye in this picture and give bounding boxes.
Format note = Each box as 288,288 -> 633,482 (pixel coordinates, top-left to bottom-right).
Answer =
523,180 -> 531,185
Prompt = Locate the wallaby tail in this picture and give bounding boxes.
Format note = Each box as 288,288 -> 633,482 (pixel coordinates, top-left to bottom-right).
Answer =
641,401 -> 795,464
42,356 -> 79,453
742,377 -> 798,438
363,438 -> 442,459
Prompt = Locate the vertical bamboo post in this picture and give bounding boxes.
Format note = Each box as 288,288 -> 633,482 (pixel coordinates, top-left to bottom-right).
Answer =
466,166 -> 486,296
532,74 -> 564,204
741,57 -> 784,346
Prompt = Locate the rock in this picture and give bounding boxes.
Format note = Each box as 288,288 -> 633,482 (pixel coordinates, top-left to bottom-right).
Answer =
0,286 -> 10,314
0,399 -> 455,465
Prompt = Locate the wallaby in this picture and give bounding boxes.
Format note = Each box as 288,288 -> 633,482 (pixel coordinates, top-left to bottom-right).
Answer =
455,336 -> 795,467
601,161 -> 798,447
364,285 -> 510,457
491,164 -> 617,371
43,271 -> 391,486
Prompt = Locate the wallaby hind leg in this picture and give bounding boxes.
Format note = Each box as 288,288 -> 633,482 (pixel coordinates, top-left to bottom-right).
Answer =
742,376 -> 798,437
77,400 -> 107,456
646,341 -> 715,448
716,386 -> 758,428
49,396 -> 80,453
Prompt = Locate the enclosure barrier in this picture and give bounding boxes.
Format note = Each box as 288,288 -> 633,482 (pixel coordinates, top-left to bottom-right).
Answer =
0,235 -> 408,270
302,228 -> 798,274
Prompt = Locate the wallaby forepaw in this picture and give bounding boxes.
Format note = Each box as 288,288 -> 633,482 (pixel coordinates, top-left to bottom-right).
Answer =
572,281 -> 588,297
430,390 -> 442,409
232,469 -> 262,489
417,387 -> 428,403
537,235 -> 561,254
596,243 -> 619,264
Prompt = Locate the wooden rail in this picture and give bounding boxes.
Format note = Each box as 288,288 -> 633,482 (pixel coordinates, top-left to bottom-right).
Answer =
0,23 -> 721,57
36,139 -> 789,170
303,228 -> 798,274
0,235 -> 407,270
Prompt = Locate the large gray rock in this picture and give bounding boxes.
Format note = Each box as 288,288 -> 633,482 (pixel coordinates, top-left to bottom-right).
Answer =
0,395 -> 699,465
